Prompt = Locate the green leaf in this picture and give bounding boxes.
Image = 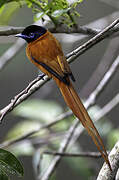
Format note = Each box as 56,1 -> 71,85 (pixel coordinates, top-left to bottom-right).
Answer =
13,99 -> 63,123
24,0 -> 83,27
51,8 -> 70,18
48,0 -> 69,11
34,10 -> 49,21
0,149 -> 23,177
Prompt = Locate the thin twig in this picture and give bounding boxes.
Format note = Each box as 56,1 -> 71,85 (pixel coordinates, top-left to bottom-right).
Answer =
94,93 -> 119,121
43,151 -> 107,158
0,75 -> 50,122
85,55 -> 119,108
81,36 -> 119,98
66,18 -> 119,61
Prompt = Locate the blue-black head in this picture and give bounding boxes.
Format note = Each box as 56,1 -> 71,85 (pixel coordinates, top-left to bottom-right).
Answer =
15,25 -> 47,43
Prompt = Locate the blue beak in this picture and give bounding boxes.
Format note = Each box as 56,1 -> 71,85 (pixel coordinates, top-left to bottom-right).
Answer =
15,33 -> 28,39
15,33 -> 22,38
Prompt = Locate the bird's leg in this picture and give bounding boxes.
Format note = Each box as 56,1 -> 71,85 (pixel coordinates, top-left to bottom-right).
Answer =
38,73 -> 45,80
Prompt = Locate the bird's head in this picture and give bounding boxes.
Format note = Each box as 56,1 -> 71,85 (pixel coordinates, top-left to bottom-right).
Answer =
15,25 -> 47,43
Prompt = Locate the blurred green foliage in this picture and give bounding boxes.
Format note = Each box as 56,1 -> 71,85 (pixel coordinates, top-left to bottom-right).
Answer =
13,99 -> 63,122
0,0 -> 83,27
0,2 -> 20,25
107,129 -> 119,149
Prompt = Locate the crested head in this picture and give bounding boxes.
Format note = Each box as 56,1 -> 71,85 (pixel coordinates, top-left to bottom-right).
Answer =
16,25 -> 47,43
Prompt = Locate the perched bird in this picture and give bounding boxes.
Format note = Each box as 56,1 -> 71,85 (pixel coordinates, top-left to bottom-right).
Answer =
16,25 -> 111,170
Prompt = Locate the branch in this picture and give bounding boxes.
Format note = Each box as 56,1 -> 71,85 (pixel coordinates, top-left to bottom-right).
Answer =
94,92 -> 119,121
0,27 -> 24,36
97,141 -> 119,180
43,151 -> 108,158
0,18 -> 118,73
0,26 -> 99,36
85,55 -> 119,108
0,24 -> 119,36
81,36 -> 119,98
0,75 -> 50,122
66,18 -> 119,61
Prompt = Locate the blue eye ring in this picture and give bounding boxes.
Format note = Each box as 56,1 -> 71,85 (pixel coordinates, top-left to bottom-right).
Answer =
29,32 -> 35,38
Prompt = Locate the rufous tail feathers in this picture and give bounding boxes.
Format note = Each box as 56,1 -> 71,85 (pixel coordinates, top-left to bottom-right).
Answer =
54,77 -> 111,170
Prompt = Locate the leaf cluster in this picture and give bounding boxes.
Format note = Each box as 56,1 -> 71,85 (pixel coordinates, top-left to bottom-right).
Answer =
0,0 -> 83,27
0,148 -> 23,180
26,0 -> 83,27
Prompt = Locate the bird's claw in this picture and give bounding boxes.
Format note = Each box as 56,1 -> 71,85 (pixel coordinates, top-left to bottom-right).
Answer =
38,73 -> 45,80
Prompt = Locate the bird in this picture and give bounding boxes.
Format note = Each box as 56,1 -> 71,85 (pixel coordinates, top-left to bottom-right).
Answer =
16,25 -> 111,170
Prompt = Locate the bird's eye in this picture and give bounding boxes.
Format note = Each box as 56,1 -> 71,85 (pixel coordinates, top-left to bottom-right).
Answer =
29,32 -> 34,38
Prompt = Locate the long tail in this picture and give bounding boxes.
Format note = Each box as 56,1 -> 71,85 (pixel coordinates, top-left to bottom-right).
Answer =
54,77 -> 111,170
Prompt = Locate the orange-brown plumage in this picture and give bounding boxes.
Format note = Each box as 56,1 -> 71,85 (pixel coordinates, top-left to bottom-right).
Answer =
16,25 -> 111,170
26,31 -> 72,80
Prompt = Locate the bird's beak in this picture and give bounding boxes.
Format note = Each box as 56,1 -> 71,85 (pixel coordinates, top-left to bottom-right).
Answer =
15,33 -> 27,41
15,33 -> 22,38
